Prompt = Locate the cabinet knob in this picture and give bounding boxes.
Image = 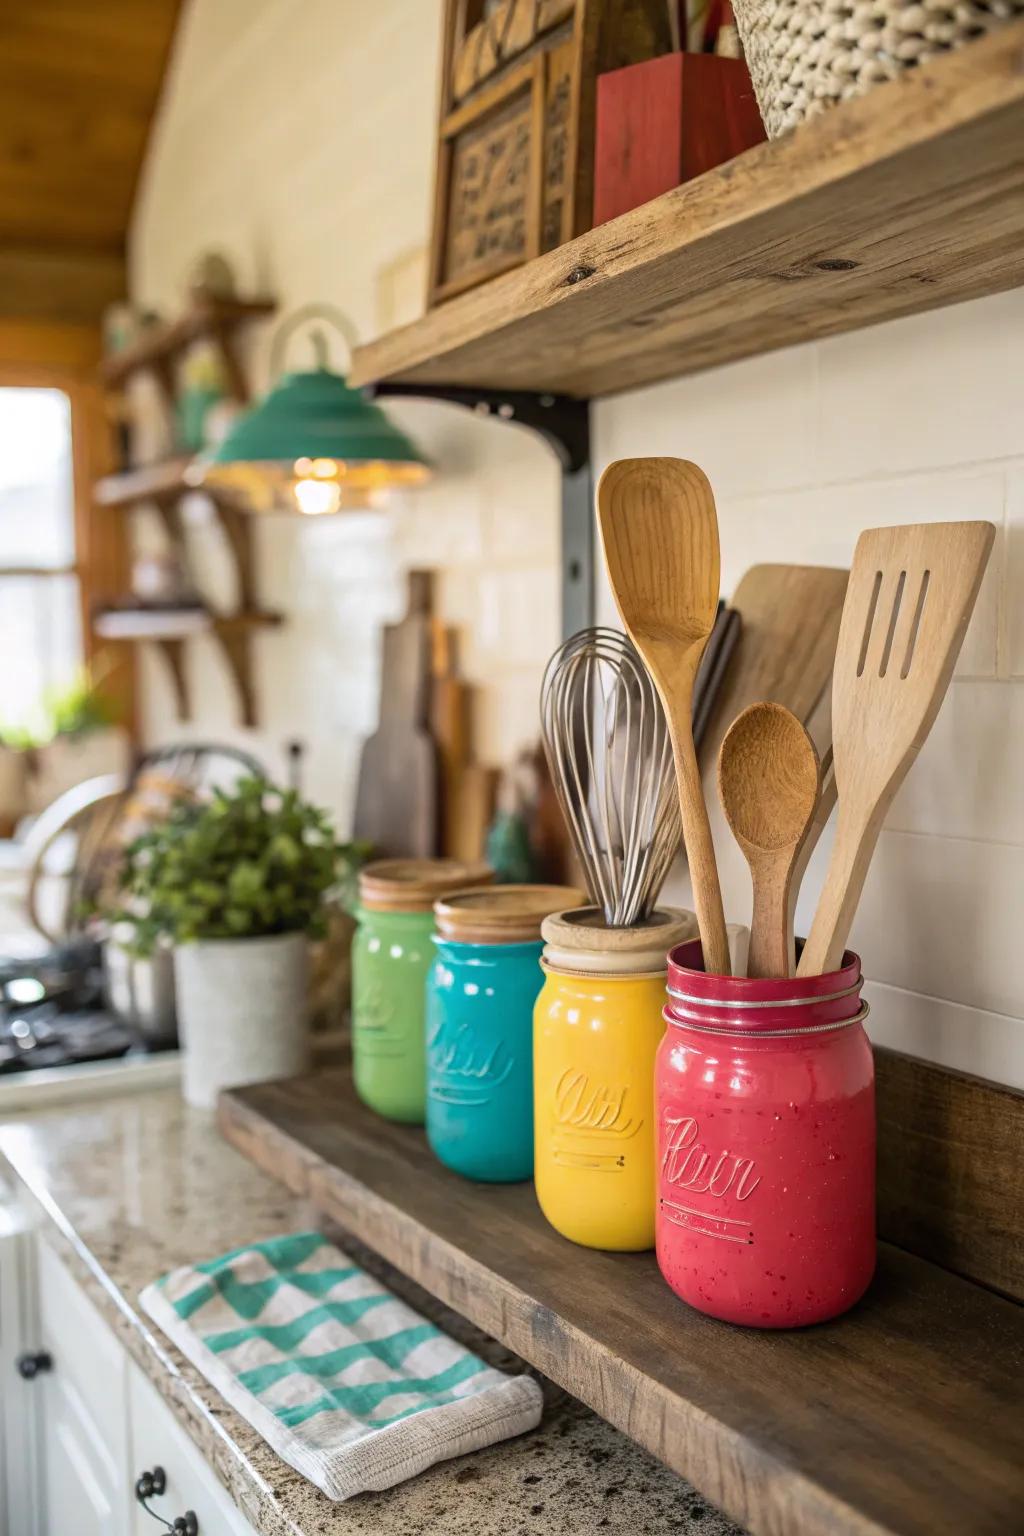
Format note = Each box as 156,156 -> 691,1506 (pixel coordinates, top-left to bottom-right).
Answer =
134,1465 -> 199,1534
15,1350 -> 52,1380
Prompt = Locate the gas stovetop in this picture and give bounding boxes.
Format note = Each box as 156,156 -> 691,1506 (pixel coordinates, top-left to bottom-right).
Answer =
0,941 -> 144,1075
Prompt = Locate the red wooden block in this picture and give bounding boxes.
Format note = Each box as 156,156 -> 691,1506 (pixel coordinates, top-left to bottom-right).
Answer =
593,52 -> 767,226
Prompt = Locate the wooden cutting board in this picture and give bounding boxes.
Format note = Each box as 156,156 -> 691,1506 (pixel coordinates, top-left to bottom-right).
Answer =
430,621 -> 472,859
687,564 -> 847,932
699,563 -> 849,773
353,571 -> 438,859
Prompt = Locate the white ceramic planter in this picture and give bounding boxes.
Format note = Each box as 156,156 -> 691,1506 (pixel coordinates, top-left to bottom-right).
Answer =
173,932 -> 310,1110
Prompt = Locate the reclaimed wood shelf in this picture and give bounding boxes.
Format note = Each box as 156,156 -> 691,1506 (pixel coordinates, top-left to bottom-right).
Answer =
93,607 -> 281,725
219,1059 -> 1024,1536
99,295 -> 275,394
92,606 -> 278,641
351,24 -> 1024,399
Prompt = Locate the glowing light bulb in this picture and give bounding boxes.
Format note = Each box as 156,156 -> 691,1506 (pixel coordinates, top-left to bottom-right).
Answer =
293,477 -> 342,515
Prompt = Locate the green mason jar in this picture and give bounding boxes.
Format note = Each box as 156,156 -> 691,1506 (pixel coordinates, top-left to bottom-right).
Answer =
352,859 -> 493,1123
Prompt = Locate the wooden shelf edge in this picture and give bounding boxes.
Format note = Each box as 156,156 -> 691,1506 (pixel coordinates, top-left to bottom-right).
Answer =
99,296 -> 275,388
218,1062 -> 1024,1536
351,23 -> 1024,399
93,457 -> 197,508
92,608 -> 281,726
92,606 -> 281,640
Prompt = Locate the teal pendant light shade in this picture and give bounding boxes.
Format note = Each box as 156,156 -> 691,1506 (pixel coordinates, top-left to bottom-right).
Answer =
197,305 -> 430,514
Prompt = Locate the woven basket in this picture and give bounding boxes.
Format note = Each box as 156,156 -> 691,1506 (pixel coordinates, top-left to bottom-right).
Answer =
732,0 -> 1024,136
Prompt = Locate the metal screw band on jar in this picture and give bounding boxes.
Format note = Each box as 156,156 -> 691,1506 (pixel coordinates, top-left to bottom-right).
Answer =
662,1000 -> 871,1037
665,977 -> 863,1010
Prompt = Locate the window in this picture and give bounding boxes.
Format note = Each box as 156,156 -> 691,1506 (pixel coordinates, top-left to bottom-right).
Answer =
0,387 -> 82,738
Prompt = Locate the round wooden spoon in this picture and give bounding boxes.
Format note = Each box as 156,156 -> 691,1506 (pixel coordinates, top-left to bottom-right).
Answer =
597,458 -> 730,976
718,702 -> 820,979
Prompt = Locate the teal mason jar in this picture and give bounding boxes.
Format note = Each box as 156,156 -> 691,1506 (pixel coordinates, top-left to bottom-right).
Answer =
426,885 -> 583,1181
352,860 -> 492,1124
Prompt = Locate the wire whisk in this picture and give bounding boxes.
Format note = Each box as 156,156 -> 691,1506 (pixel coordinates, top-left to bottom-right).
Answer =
540,627 -> 681,927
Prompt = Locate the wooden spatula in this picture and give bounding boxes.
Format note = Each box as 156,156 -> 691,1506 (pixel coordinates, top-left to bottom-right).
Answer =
597,458 -> 730,975
718,702 -> 820,979
798,520 -> 995,977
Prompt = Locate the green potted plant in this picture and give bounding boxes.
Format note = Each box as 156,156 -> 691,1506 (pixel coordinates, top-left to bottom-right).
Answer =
119,775 -> 364,1108
0,664 -> 130,820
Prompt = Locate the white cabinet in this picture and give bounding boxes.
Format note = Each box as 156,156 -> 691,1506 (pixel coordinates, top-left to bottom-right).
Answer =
1,1226 -> 259,1536
0,1193 -> 42,1536
36,1237 -> 131,1533
129,1360 -> 258,1536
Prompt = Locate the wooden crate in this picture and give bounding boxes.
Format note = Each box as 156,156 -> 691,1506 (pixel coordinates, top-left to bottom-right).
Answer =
428,0 -> 673,305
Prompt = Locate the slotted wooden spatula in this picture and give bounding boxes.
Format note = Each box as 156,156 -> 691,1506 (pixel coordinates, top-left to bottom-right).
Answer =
798,521 -> 995,977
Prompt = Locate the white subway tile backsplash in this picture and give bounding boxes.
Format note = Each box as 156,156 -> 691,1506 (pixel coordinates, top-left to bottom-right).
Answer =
594,339 -> 818,499
841,829 -> 1024,1022
483,461 -> 560,564
388,481 -> 486,567
1005,465 -> 1024,677
474,668 -> 546,766
886,681 -> 1024,844
717,470 -> 1004,676
477,567 -> 559,666
818,289 -> 1024,478
864,982 -> 1024,1092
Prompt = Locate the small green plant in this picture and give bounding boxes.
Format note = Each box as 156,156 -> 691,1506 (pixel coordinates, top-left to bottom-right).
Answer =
116,776 -> 369,952
0,664 -> 120,749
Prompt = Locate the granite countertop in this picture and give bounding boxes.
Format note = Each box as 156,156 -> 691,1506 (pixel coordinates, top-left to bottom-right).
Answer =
0,1087 -> 744,1536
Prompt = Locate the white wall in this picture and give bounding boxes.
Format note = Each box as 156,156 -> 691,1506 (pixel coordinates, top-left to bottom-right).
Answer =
130,0 -> 558,819
131,0 -> 1023,1086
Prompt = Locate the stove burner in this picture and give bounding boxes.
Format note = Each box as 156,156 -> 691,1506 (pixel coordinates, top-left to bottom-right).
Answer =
0,941 -> 136,1073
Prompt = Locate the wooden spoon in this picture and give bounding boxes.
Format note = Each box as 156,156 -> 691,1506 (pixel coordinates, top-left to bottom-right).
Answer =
718,703 -> 820,979
597,458 -> 730,976
798,519 -> 995,976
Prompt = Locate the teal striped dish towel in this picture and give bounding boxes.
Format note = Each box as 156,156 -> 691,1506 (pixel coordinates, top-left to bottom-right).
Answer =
140,1232 -> 542,1499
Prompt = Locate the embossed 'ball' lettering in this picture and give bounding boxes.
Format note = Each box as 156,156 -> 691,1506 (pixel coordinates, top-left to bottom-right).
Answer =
661,1114 -> 761,1202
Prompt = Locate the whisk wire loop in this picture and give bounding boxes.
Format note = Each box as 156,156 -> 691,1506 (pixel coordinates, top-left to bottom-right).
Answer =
541,627 -> 681,927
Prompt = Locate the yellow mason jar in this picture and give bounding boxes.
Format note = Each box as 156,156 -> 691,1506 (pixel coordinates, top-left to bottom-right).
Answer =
533,907 -> 696,1251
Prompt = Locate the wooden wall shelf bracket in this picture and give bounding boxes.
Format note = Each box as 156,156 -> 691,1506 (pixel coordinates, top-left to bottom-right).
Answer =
154,636 -> 190,721
371,381 -> 593,637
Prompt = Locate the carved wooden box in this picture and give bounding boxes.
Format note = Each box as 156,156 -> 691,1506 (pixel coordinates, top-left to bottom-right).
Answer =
428,0 -> 672,305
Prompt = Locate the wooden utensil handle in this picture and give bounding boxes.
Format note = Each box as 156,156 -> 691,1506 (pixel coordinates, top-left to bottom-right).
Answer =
670,710 -> 731,976
797,802 -> 880,977
748,874 -> 791,980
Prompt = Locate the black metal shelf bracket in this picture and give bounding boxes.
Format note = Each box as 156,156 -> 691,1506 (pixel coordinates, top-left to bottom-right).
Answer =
369,383 -> 593,639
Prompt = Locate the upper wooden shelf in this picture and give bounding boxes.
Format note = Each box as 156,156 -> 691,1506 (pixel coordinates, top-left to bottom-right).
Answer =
351,24 -> 1024,401
92,606 -> 281,642
99,295 -> 275,389
93,456 -> 195,508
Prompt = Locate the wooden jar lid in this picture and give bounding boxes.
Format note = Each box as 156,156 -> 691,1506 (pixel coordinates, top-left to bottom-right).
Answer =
434,884 -> 586,944
540,906 -> 698,976
359,858 -> 494,914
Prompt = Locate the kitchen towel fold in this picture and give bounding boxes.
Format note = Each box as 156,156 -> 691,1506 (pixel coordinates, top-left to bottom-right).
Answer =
140,1231 -> 543,1500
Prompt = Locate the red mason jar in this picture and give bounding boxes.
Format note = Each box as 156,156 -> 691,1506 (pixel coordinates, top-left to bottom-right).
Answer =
657,939 -> 875,1328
